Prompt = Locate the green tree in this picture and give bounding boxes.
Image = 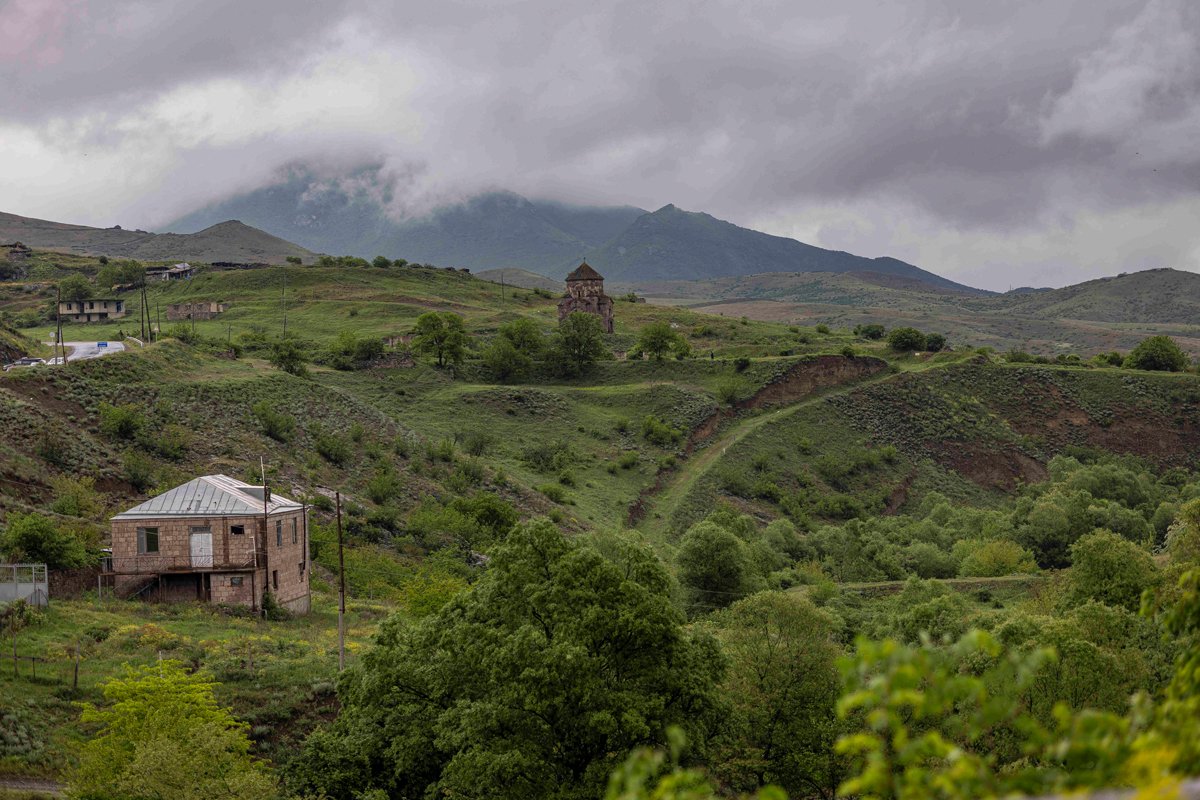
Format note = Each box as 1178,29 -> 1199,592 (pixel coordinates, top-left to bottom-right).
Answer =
1167,498 -> 1200,566
290,520 -> 725,800
676,520 -> 753,612
70,660 -> 276,800
0,512 -> 91,569
636,322 -> 683,361
549,312 -> 609,376
605,728 -> 786,800
886,327 -> 926,352
285,255 -> 302,265
1125,335 -> 1189,372
498,317 -> 546,358
58,273 -> 92,302
924,332 -> 947,352
854,324 -> 886,340
1064,529 -> 1159,611
956,539 -> 1038,577
97,260 -> 145,288
482,336 -> 532,382
268,337 -> 308,376
709,593 -> 844,799
413,311 -> 468,368
372,255 -> 391,268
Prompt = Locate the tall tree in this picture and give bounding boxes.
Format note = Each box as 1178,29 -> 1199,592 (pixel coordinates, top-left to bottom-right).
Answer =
290,521 -> 725,800
413,311 -> 468,367
498,317 -> 546,359
58,273 -> 93,302
550,312 -> 608,376
708,592 -> 846,799
636,321 -> 684,361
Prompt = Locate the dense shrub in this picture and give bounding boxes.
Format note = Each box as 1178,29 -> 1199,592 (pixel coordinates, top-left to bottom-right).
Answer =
314,429 -> 351,467
122,450 -> 156,492
521,440 -> 572,473
1125,335 -> 1189,372
251,401 -> 296,442
641,415 -> 682,447
956,539 -> 1038,577
1063,529 -> 1159,611
1,512 -> 93,568
886,327 -> 926,352
854,323 -> 886,340
98,403 -> 144,440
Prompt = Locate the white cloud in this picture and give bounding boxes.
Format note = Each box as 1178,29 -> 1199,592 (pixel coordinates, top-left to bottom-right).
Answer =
0,0 -> 1198,288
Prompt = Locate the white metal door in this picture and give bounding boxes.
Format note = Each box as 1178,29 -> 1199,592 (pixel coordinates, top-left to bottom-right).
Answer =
189,529 -> 213,568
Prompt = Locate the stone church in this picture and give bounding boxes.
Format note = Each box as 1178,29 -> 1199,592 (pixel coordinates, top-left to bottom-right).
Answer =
557,262 -> 614,333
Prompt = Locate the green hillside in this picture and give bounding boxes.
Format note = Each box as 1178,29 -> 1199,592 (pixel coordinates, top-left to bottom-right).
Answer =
0,212 -> 314,264
643,267 -> 1200,356
3,256 -> 1200,797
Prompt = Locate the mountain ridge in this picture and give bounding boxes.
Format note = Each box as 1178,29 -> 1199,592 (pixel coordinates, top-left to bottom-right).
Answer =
581,203 -> 985,294
163,164 -> 979,292
0,211 -> 313,264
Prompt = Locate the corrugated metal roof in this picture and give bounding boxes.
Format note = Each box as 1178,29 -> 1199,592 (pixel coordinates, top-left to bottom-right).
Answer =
113,474 -> 303,519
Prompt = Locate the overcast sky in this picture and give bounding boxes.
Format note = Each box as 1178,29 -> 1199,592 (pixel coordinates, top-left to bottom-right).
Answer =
1,0 -> 1198,290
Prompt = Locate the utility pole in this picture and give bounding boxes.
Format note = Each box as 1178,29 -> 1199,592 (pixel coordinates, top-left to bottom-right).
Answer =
500,272 -> 505,302
282,267 -> 288,335
156,302 -> 161,340
260,457 -> 269,618
336,491 -> 346,672
54,285 -> 65,365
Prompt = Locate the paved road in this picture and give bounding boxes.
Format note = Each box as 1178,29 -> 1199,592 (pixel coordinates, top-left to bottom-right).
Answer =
44,340 -> 126,364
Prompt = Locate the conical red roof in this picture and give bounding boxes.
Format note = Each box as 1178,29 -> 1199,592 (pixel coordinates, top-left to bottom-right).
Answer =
565,261 -> 604,282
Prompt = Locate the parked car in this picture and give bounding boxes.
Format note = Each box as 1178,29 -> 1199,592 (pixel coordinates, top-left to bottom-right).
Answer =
2,357 -> 46,371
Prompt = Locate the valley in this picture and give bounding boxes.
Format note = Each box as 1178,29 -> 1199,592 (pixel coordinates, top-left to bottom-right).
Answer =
1,245 -> 1199,799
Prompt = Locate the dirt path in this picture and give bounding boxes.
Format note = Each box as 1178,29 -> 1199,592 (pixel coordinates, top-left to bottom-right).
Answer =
634,369 -> 893,531
632,355 -> 967,534
0,776 -> 65,797
791,573 -> 1048,598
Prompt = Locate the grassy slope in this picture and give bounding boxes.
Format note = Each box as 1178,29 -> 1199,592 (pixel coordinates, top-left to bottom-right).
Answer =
639,268 -> 1200,356
0,594 -> 383,779
4,261 -> 1200,785
0,214 -> 314,264
665,358 -> 1200,536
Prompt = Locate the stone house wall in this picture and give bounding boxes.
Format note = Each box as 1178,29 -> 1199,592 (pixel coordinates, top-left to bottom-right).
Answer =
110,510 -> 309,612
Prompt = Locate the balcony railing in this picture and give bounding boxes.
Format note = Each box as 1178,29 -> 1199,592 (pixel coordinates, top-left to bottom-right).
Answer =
101,552 -> 262,575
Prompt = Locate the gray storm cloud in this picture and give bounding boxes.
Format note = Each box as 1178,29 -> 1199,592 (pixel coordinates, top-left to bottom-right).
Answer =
0,0 -> 1197,289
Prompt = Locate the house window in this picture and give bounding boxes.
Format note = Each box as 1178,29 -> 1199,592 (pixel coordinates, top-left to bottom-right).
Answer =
275,520 -> 282,547
230,524 -> 245,536
137,527 -> 159,554
230,576 -> 244,587
272,570 -> 279,590
292,518 -> 298,544
299,562 -> 305,579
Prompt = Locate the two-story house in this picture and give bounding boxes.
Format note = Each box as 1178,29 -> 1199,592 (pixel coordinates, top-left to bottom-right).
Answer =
58,298 -> 126,323
107,475 -> 310,614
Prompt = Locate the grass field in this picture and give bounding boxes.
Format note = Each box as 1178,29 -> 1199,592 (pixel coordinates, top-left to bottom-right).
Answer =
0,592 -> 384,779
4,255 -> 1200,788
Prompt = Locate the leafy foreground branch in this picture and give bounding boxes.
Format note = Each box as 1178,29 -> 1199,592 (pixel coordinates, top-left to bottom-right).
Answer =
836,569 -> 1200,800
